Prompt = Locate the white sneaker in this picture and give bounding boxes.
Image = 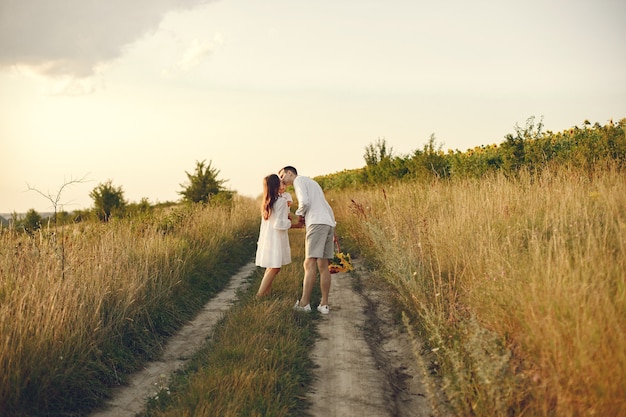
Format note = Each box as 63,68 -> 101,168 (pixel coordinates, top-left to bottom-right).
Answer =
317,304 -> 330,315
294,300 -> 311,312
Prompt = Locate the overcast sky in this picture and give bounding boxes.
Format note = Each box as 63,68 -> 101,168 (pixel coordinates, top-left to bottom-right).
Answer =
1,0 -> 625,213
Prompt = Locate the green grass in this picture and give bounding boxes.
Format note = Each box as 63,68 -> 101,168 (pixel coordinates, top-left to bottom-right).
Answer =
142,228 -> 323,417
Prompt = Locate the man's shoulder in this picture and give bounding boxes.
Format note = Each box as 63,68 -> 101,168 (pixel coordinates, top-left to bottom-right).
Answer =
294,175 -> 317,185
293,175 -> 309,186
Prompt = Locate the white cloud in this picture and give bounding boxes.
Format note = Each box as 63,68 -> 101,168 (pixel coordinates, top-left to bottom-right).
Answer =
162,34 -> 222,77
0,0 -> 214,80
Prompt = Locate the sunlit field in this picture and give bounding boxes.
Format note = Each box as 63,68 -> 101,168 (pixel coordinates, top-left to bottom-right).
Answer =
0,197 -> 259,416
328,165 -> 626,416
3,158 -> 625,416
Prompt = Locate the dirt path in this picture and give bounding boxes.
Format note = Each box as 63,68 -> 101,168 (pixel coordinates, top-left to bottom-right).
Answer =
89,259 -> 438,417
307,260 -> 435,417
89,262 -> 257,417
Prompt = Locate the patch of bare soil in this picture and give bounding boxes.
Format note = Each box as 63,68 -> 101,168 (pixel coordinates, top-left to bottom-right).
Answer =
89,262 -> 257,417
307,259 -> 442,417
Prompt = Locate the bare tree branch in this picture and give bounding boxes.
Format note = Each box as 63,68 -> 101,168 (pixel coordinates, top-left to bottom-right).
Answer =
26,173 -> 91,213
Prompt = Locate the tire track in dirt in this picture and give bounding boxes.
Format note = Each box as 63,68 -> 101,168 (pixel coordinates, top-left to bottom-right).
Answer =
307,260 -> 436,417
89,262 -> 256,417
90,259 -> 440,417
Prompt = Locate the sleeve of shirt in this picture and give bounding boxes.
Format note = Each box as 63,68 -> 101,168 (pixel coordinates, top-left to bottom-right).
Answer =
293,177 -> 309,217
272,199 -> 292,230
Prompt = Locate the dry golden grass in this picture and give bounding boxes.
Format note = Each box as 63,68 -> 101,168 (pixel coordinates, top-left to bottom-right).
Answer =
328,166 -> 626,416
4,166 -> 624,416
0,197 -> 259,416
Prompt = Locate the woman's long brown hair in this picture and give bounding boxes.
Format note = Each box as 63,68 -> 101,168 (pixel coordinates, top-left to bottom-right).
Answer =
261,174 -> 281,220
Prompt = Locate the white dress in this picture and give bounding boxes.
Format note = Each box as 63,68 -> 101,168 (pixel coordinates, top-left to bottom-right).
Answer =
281,191 -> 293,207
255,197 -> 292,268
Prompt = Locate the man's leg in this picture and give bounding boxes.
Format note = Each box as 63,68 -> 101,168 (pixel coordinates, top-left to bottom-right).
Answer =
318,226 -> 335,307
299,257 -> 318,306
318,258 -> 331,306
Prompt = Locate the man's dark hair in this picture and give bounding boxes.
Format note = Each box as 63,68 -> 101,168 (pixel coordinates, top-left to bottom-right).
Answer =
282,166 -> 298,175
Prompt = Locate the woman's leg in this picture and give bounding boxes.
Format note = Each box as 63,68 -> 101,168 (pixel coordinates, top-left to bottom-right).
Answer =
257,267 -> 281,297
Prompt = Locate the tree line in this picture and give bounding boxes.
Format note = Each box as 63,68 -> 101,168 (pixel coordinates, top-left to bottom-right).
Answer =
8,116 -> 624,232
6,160 -> 231,233
315,117 -> 625,190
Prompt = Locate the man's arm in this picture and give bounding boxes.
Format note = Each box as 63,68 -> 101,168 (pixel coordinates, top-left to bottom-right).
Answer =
293,177 -> 310,217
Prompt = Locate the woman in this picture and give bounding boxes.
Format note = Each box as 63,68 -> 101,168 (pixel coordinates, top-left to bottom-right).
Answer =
255,174 -> 292,296
279,180 -> 293,208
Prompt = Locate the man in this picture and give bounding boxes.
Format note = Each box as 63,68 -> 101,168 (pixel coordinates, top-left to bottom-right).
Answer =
279,166 -> 336,314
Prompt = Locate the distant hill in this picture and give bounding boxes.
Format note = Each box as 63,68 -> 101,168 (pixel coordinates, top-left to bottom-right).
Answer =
0,215 -> 7,226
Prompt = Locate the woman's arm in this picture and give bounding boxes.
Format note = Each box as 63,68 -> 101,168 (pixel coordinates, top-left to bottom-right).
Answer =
272,198 -> 292,230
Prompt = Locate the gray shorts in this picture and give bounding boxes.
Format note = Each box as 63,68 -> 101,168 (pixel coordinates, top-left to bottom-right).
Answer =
305,224 -> 335,259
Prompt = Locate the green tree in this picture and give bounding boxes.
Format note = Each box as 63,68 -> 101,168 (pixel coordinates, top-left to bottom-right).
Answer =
364,137 -> 393,166
501,116 -> 544,174
90,180 -> 127,221
408,134 -> 450,179
20,209 -> 43,234
179,160 -> 228,204
362,138 -> 402,184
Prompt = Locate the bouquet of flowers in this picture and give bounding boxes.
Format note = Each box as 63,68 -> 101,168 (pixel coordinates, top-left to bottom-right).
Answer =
328,240 -> 354,274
